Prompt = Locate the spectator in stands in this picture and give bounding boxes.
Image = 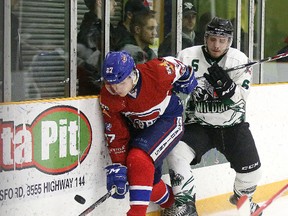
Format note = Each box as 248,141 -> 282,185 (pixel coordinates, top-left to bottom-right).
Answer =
114,0 -> 150,50
158,0 -> 197,57
231,0 -> 258,56
194,12 -> 212,45
77,0 -> 117,95
118,9 -> 158,64
11,0 -> 23,72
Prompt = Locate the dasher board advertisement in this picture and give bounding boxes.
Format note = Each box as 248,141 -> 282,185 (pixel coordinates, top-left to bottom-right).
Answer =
0,97 -> 128,215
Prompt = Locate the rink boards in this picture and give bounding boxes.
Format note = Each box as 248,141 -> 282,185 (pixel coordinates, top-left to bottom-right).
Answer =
0,84 -> 287,215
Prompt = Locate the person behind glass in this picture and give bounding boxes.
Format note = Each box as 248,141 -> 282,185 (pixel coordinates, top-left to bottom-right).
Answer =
163,17 -> 262,216
231,0 -> 258,56
158,0 -> 197,57
99,51 -> 197,216
194,11 -> 212,45
114,0 -> 150,51
11,0 -> 23,72
77,0 -> 117,95
117,9 -> 158,64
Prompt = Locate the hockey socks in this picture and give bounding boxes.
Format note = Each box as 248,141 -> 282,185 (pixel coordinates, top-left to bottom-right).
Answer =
166,141 -> 196,206
150,180 -> 174,208
126,148 -> 154,216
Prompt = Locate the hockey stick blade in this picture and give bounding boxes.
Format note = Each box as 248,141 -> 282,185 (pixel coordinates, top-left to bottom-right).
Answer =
78,187 -> 116,216
251,183 -> 288,216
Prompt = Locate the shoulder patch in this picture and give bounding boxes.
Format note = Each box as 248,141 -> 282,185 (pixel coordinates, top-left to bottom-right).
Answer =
159,59 -> 174,75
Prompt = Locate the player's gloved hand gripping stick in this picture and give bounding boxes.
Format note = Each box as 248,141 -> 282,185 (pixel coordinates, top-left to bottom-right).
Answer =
105,163 -> 129,199
74,164 -> 128,216
198,50 -> 288,81
200,51 -> 288,99
204,63 -> 236,99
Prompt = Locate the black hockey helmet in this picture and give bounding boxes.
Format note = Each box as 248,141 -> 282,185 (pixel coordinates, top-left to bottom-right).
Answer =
84,0 -> 95,11
205,17 -> 234,38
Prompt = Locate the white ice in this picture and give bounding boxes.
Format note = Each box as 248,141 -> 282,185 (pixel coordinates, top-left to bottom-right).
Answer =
206,195 -> 288,216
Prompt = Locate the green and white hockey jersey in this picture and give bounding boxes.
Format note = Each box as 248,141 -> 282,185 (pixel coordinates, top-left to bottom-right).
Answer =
177,45 -> 252,128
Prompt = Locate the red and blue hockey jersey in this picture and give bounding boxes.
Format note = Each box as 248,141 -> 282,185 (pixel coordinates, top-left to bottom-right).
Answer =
100,57 -> 192,164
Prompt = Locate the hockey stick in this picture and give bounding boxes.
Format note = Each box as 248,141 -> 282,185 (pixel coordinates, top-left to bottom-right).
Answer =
197,50 -> 288,80
225,50 -> 288,73
77,187 -> 116,216
237,183 -> 288,216
251,183 -> 288,216
237,195 -> 250,216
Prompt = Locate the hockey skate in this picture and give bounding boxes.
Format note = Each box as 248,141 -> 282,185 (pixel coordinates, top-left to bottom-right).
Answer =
162,201 -> 198,216
229,193 -> 262,216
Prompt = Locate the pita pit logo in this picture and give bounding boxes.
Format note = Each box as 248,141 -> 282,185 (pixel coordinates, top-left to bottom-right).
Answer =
0,106 -> 92,174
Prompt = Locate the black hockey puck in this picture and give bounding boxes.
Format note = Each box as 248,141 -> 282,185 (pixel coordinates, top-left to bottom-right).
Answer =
74,194 -> 86,204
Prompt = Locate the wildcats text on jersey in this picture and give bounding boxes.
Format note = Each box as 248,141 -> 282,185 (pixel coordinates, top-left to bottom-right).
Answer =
195,101 -> 230,113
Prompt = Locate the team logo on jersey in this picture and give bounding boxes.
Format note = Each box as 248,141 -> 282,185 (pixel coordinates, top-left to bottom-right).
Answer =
159,59 -> 174,75
125,109 -> 161,129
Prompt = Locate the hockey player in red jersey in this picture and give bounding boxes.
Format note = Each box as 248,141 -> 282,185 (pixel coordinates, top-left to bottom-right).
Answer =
99,50 -> 197,216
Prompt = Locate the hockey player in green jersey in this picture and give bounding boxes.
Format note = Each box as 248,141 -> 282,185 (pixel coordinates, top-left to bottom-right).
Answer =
163,17 -> 262,216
